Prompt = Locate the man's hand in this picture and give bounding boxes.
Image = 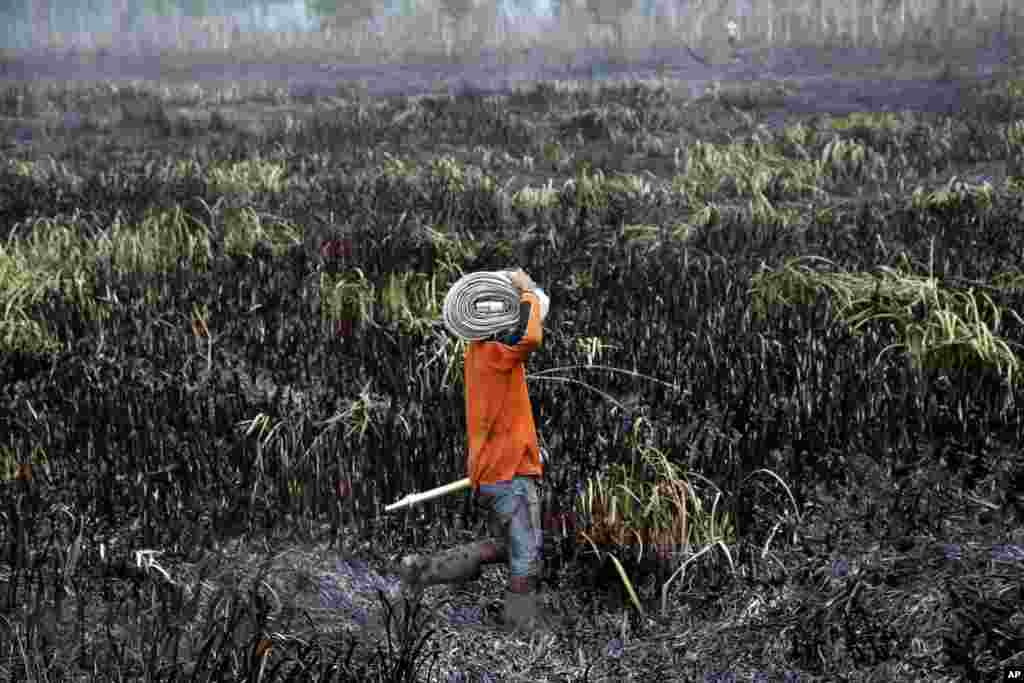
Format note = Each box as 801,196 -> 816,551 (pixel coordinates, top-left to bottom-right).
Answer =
508,269 -> 535,293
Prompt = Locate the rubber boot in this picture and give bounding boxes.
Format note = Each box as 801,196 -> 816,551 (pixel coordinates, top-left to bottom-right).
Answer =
381,543 -> 498,634
501,576 -> 557,634
397,541 -> 503,592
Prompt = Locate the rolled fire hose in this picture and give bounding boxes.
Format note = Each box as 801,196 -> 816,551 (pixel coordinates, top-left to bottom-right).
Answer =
442,270 -> 549,341
442,270 -> 522,341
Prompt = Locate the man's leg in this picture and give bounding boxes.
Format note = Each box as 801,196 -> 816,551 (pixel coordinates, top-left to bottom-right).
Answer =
397,489 -> 509,592
395,479 -> 558,632
398,539 -> 505,590
490,477 -> 557,633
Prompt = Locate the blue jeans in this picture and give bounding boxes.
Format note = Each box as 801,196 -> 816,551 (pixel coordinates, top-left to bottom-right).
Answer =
477,476 -> 543,578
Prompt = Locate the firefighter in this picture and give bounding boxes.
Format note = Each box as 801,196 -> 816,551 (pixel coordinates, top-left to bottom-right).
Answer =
396,269 -> 558,634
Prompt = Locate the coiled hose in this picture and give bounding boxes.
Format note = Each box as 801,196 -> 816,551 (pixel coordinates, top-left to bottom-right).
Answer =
442,271 -> 521,341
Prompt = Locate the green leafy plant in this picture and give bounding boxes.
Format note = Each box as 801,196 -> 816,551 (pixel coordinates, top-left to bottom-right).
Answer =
208,157 -> 289,194
321,268 -> 376,328
573,418 -> 737,615
96,206 -> 211,274
223,208 -> 303,258
750,245 -> 1024,384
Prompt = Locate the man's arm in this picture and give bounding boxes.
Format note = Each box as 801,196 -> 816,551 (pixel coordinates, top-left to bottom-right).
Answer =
484,290 -> 543,372
492,299 -> 533,346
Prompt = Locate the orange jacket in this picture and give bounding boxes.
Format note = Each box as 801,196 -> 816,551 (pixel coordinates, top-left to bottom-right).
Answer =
464,290 -> 544,490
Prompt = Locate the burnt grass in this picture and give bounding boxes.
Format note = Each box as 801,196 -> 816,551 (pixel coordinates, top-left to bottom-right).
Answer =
0,42 -> 1023,683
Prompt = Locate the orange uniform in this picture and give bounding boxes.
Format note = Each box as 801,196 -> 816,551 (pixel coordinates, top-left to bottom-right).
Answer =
464,290 -> 544,490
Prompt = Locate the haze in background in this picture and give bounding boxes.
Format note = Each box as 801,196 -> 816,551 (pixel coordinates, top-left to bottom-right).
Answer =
0,0 -> 599,50
1,0 -> 1017,101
